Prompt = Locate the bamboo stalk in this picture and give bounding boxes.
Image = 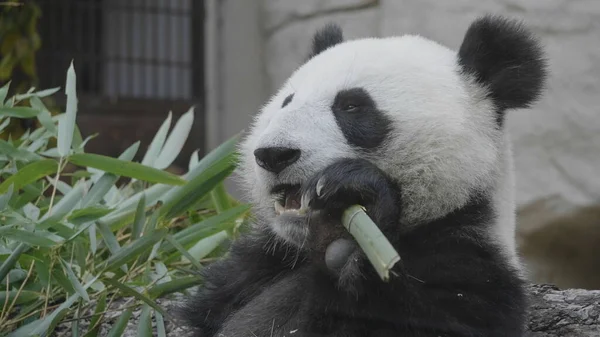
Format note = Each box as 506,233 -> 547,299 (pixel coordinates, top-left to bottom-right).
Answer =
341,205 -> 401,281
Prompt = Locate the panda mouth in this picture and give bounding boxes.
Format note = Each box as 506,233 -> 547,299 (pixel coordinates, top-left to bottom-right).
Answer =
271,184 -> 303,216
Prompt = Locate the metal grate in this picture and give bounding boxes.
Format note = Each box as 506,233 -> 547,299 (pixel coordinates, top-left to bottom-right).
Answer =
36,0 -> 196,100
34,0 -> 205,168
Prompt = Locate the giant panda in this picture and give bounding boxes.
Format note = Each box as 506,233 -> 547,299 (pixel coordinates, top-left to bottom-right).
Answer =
180,14 -> 547,337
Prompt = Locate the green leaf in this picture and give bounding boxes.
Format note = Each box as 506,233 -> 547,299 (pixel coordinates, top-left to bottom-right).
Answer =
68,153 -> 186,186
148,275 -> 202,299
164,235 -> 202,270
58,61 -> 78,156
103,277 -> 168,317
167,204 -> 250,252
188,149 -> 200,171
39,182 -> 85,227
105,308 -> 132,337
0,158 -> 57,194
0,139 -> 44,161
137,304 -> 153,336
102,228 -> 168,272
83,291 -> 106,337
14,87 -> 61,101
0,116 -> 11,132
141,111 -> 172,167
155,310 -> 167,337
132,193 -> 146,240
0,106 -> 39,118
188,230 -> 228,261
0,228 -> 60,247
81,173 -> 118,207
0,290 -> 40,305
154,107 -> 194,170
161,166 -> 235,218
0,183 -> 14,211
68,206 -> 113,225
0,243 -> 28,283
59,258 -> 90,302
0,81 -> 10,105
210,182 -> 231,213
8,292 -> 81,337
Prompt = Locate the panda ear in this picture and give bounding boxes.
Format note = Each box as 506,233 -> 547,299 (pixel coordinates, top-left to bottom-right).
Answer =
458,15 -> 547,112
310,23 -> 344,58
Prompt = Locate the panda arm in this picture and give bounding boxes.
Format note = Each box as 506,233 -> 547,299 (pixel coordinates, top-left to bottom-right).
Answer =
308,227 -> 526,337
180,231 -> 299,336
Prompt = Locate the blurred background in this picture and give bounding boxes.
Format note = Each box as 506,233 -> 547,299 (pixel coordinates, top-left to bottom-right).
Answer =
2,0 -> 599,290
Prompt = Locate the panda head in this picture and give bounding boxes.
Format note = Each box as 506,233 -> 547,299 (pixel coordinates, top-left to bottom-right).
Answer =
238,15 -> 547,246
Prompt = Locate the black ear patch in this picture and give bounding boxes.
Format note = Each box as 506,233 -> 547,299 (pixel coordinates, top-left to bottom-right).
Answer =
310,23 -> 344,58
458,15 -> 547,118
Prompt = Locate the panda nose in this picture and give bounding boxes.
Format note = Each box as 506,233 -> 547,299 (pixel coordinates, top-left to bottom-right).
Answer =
254,147 -> 301,174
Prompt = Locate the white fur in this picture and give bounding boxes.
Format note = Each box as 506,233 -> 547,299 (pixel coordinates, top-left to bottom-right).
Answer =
237,34 -> 516,266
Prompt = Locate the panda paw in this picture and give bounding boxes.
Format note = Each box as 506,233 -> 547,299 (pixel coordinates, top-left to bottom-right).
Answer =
300,158 -> 401,290
300,158 -> 401,226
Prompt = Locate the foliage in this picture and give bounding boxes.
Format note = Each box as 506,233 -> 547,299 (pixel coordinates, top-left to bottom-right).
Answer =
0,2 -> 46,140
0,63 -> 251,336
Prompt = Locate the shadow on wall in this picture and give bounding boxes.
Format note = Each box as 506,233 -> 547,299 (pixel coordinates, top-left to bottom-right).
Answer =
517,195 -> 600,290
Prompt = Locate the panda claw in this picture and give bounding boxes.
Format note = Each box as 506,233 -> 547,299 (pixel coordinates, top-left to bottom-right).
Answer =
316,177 -> 326,197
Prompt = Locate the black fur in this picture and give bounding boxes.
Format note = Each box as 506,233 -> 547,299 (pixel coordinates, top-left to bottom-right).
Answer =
332,88 -> 393,150
282,93 -> 294,108
458,15 -> 547,125
310,23 -> 344,58
180,158 -> 527,337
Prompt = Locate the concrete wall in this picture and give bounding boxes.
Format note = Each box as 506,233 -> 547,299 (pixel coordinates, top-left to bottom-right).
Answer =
211,0 -> 600,208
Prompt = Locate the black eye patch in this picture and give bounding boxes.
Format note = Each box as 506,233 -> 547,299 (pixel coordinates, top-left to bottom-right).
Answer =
282,94 -> 294,108
331,87 -> 392,150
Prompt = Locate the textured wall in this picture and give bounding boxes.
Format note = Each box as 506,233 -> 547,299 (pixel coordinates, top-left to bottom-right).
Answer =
260,0 -> 600,208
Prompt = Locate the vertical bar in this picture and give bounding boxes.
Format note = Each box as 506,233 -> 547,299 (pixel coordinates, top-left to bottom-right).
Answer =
166,0 -> 174,99
191,0 -> 205,155
152,0 -> 160,98
76,1 -> 84,92
127,1 -> 135,97
140,0 -> 147,98
89,0 -> 98,93
115,1 -> 122,97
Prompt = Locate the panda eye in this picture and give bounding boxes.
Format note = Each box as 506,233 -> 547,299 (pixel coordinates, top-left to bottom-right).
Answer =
341,103 -> 359,112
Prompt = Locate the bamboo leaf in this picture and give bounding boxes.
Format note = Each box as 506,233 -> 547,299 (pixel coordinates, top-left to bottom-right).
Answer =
102,229 -> 168,272
0,106 -> 39,118
68,153 -> 186,186
81,173 -> 118,207
103,277 -> 167,317
0,158 -> 58,194
154,107 -> 194,170
83,291 -> 106,337
8,292 -> 81,337
148,275 -> 202,299
137,304 -> 153,336
58,61 -> 78,156
0,228 -> 61,247
105,308 -> 132,337
0,290 -> 40,305
39,182 -> 85,226
59,258 -> 90,302
0,243 -> 28,283
166,204 -> 250,252
132,193 -> 146,240
164,235 -> 202,270
141,111 -> 172,167
0,183 -> 14,211
189,149 -> 199,170
0,81 -> 9,105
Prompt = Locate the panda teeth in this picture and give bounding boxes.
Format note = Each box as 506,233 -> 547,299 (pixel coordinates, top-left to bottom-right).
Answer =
274,202 -> 285,215
273,201 -> 303,216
